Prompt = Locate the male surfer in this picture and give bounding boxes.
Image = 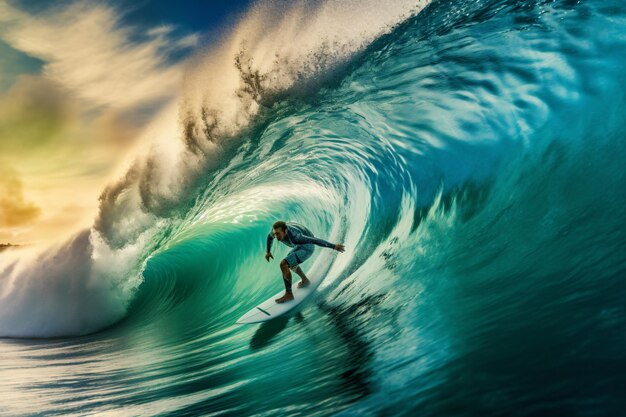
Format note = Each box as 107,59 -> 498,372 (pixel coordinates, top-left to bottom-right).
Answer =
265,221 -> 345,303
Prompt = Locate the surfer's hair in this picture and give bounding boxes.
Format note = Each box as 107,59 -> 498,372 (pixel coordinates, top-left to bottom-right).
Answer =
272,221 -> 287,231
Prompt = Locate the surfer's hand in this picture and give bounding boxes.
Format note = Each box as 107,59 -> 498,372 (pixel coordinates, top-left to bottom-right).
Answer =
265,252 -> 274,262
334,244 -> 345,253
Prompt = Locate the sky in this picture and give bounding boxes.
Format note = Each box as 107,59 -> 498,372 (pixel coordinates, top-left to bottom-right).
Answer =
0,0 -> 252,245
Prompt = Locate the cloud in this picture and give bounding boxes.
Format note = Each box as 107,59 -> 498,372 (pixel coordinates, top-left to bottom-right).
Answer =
0,74 -> 74,152
0,1 -> 198,111
0,167 -> 41,228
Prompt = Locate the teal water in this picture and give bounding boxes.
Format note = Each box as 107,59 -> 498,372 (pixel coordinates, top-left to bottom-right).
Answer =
2,0 -> 626,415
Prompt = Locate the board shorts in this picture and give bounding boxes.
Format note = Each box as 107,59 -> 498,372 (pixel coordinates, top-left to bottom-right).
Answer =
284,244 -> 315,271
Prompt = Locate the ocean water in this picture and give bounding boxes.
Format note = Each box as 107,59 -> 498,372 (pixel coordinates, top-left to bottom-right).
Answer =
2,0 -> 626,415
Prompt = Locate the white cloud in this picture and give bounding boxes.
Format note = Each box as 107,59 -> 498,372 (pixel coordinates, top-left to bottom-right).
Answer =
0,1 -> 198,111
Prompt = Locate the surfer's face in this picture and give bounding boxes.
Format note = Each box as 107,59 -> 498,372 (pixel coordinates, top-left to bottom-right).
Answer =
273,227 -> 287,241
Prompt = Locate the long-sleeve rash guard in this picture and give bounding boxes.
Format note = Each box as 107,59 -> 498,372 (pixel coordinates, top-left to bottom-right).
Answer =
266,222 -> 335,253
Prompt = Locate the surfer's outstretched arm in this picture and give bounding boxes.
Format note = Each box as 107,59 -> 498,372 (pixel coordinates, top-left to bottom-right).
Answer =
291,232 -> 345,252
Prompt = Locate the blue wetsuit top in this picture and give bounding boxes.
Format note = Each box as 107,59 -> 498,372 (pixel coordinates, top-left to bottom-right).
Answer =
266,222 -> 335,252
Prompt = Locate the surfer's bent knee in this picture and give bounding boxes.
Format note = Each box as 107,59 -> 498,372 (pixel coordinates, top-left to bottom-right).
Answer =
280,259 -> 289,269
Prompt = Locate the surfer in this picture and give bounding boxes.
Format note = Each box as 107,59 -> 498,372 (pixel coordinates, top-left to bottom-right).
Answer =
265,221 -> 345,303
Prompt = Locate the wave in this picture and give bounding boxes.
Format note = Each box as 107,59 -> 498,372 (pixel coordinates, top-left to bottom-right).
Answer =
0,0 -> 428,337
0,0 -> 624,361
2,0 -> 626,415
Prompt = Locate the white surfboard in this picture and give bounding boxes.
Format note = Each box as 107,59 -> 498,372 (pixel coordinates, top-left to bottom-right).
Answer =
236,276 -> 324,324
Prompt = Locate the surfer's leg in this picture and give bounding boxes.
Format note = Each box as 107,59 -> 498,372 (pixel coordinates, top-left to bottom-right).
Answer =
279,259 -> 292,292
294,266 -> 310,288
275,259 -> 294,303
292,246 -> 314,288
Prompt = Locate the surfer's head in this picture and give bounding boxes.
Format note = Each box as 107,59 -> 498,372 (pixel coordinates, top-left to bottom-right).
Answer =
272,221 -> 288,241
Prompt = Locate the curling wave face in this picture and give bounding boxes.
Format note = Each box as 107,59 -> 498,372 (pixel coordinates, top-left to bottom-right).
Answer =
2,0 -> 626,415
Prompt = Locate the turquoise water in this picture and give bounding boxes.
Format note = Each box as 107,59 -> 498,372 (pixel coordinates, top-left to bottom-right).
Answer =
2,0 -> 626,415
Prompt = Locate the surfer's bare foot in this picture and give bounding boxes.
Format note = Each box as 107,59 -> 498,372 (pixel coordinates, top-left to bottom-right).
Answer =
297,278 -> 310,288
275,292 -> 294,303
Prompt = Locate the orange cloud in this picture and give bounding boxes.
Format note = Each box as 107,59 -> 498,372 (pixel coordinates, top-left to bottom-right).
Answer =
0,167 -> 40,228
